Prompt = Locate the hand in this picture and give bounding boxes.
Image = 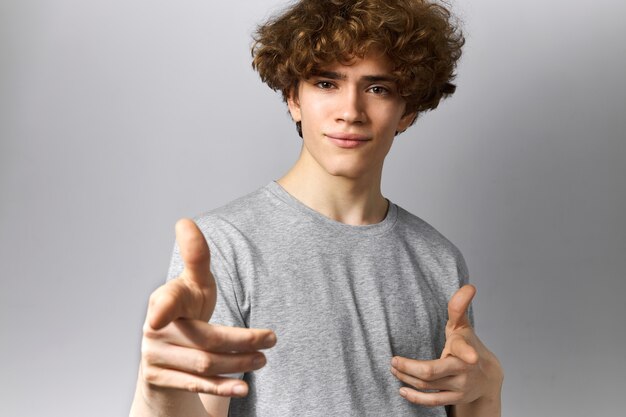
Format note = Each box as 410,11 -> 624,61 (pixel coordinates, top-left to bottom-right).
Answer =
139,219 -> 277,398
391,285 -> 503,413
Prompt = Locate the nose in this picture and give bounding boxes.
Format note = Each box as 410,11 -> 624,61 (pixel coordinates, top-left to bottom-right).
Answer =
336,87 -> 366,124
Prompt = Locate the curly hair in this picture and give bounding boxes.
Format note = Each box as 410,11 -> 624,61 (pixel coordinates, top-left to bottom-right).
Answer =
251,0 -> 464,126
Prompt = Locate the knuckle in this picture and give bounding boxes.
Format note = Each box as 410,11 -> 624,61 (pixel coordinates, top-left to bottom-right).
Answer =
185,380 -> 205,393
421,365 -> 435,380
414,379 -> 429,390
196,354 -> 214,374
141,346 -> 159,366
244,331 -> 257,346
142,367 -> 159,385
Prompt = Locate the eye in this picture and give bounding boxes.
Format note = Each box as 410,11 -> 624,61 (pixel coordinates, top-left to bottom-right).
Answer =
368,85 -> 390,95
314,81 -> 335,89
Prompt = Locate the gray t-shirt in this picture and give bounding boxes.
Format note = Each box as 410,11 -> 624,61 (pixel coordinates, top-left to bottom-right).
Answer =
167,182 -> 470,416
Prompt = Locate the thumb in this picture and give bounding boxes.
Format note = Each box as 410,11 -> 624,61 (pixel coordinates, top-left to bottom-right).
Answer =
447,284 -> 476,331
176,218 -> 214,289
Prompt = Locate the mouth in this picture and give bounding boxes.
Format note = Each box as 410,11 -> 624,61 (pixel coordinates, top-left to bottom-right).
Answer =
325,132 -> 371,149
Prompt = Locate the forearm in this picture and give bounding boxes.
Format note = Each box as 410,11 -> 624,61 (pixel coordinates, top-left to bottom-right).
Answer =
130,366 -> 209,417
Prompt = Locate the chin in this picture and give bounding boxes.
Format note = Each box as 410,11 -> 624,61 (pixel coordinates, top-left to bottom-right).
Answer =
323,163 -> 369,180
310,151 -> 378,180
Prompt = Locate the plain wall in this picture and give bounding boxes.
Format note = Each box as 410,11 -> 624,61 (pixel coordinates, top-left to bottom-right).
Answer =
1,1 -> 624,416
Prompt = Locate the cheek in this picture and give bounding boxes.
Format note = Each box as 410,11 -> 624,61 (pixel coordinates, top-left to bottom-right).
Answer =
299,104 -> 327,131
371,104 -> 404,128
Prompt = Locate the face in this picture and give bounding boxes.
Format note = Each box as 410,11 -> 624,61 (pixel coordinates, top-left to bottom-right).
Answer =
287,49 -> 416,181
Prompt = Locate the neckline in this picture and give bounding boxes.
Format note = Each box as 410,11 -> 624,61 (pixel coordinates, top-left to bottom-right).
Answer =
265,181 -> 398,237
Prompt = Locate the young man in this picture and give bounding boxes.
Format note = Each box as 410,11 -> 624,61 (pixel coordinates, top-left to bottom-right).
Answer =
131,1 -> 503,416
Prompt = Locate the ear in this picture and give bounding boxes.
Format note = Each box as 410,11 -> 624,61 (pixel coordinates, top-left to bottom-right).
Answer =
287,87 -> 302,122
397,111 -> 417,133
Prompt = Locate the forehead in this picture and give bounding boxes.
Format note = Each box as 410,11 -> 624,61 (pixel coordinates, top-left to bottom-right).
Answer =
313,48 -> 396,77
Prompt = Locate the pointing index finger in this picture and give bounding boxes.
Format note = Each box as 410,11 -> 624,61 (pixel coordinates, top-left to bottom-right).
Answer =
391,355 -> 467,381
168,320 -> 277,353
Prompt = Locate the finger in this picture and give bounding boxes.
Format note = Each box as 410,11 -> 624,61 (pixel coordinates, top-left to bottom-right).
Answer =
147,280 -> 190,330
176,218 -> 214,289
447,333 -> 479,364
142,366 -> 249,397
147,219 -> 217,329
149,319 -> 277,352
391,367 -> 454,392
447,284 -> 476,330
391,356 -> 467,381
144,341 -> 267,376
399,387 -> 463,407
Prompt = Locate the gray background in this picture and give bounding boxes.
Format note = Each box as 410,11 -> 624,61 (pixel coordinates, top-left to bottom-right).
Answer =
1,0 -> 624,416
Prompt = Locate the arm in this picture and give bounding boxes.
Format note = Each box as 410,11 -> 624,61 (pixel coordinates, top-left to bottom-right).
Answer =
391,285 -> 503,417
129,219 -> 276,417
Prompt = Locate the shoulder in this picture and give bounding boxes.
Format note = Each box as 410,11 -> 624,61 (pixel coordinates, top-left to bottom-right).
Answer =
190,183 -> 292,263
394,206 -> 463,253
193,184 -> 280,237
393,204 -> 469,279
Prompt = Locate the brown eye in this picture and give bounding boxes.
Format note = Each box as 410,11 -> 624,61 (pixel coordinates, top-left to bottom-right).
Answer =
315,81 -> 334,89
369,85 -> 389,95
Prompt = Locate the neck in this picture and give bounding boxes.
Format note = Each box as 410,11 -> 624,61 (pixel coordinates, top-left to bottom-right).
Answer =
277,149 -> 388,226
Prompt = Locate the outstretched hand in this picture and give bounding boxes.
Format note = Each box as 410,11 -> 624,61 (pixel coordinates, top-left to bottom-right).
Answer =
391,285 -> 503,415
139,219 -> 276,397
147,218 -> 217,330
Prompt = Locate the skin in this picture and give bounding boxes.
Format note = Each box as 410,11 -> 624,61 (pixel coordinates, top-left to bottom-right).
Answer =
130,50 -> 503,417
282,49 -> 503,416
279,48 -> 415,226
391,285 -> 504,416
130,219 -> 277,417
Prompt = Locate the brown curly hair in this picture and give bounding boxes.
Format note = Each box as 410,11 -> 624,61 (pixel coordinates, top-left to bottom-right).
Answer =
251,0 -> 464,127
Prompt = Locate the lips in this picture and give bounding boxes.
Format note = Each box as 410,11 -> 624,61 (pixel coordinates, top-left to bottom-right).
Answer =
325,132 -> 371,149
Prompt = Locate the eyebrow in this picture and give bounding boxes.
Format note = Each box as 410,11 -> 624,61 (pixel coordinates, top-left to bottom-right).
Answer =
312,70 -> 397,83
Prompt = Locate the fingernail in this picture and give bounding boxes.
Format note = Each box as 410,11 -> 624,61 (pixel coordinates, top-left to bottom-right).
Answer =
392,357 -> 398,367
264,333 -> 276,347
232,384 -> 247,396
399,388 -> 407,397
252,355 -> 265,368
